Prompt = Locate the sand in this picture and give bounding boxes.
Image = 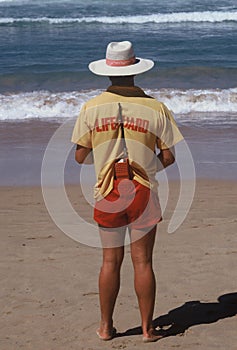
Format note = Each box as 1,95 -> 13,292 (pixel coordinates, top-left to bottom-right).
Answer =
1,179 -> 237,349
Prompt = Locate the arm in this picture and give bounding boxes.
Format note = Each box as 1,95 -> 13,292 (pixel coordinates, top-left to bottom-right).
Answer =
156,104 -> 183,171
75,144 -> 93,164
156,146 -> 175,172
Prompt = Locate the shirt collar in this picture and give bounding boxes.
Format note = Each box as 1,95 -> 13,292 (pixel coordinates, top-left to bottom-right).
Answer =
106,85 -> 153,98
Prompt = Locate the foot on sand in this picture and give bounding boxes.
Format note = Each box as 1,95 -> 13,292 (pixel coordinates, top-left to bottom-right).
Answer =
96,327 -> 117,341
142,329 -> 164,343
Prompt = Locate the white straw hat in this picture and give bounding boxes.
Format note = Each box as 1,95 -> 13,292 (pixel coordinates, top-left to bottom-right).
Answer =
88,41 -> 154,76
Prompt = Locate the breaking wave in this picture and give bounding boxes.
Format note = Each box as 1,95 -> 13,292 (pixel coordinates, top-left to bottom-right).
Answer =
0,88 -> 236,125
1,11 -> 237,25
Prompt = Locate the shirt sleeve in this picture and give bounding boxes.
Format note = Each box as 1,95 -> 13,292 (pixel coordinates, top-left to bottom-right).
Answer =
157,103 -> 183,150
71,104 -> 92,148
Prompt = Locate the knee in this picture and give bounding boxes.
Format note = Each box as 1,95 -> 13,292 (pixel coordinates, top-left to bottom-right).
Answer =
132,255 -> 152,266
102,252 -> 124,272
131,253 -> 152,268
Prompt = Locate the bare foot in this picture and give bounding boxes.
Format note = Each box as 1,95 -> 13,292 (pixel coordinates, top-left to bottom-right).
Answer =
142,328 -> 164,343
96,327 -> 117,341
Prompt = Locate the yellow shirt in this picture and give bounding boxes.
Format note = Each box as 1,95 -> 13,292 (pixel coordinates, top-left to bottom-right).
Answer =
71,89 -> 183,199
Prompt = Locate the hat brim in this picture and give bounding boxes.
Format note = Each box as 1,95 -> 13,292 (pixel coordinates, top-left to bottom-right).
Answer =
88,58 -> 154,76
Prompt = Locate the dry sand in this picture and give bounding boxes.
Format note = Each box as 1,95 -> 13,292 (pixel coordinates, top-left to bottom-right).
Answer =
1,179 -> 237,349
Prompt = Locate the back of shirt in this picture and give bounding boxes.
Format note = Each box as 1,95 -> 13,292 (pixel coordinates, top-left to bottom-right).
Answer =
71,91 -> 183,199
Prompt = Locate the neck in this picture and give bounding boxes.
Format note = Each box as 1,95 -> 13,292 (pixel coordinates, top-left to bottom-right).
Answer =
109,76 -> 135,87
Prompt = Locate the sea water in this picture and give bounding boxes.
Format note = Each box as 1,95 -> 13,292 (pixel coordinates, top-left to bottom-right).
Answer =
0,0 -> 236,183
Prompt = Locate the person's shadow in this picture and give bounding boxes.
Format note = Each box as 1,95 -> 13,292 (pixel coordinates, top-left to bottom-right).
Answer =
116,292 -> 237,339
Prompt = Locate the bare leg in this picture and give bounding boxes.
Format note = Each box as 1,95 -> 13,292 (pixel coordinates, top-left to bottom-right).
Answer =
130,225 -> 162,342
97,227 -> 126,340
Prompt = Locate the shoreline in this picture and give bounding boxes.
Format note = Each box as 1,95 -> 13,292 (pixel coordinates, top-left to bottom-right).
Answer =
1,119 -> 237,187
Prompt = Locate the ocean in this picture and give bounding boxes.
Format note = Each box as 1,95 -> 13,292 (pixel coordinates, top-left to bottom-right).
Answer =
0,0 -> 237,184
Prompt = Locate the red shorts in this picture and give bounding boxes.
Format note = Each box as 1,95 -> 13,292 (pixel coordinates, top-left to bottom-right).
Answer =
94,179 -> 162,229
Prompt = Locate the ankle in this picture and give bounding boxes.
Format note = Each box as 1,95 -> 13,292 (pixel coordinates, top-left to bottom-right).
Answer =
142,324 -> 154,337
100,320 -> 113,331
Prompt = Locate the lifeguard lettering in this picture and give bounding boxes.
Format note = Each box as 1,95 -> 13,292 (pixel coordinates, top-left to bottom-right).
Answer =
124,116 -> 149,133
95,117 -> 118,132
95,116 -> 149,133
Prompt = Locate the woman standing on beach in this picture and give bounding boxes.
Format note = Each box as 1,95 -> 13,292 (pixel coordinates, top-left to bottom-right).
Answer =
72,41 -> 183,342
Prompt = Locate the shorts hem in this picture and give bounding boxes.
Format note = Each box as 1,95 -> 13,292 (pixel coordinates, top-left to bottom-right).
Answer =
95,216 -> 162,229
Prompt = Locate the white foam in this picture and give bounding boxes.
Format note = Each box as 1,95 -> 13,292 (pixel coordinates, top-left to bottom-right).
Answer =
150,87 -> 237,114
0,90 -> 101,121
0,88 -> 236,124
1,11 -> 237,24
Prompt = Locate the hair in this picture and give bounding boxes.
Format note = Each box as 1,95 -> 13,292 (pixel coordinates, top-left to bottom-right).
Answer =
109,76 -> 135,86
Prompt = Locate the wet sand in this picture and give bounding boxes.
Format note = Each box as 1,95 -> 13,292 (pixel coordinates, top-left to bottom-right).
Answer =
1,120 -> 237,187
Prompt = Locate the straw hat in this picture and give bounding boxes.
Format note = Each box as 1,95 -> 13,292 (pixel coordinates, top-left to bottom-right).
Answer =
88,41 -> 154,76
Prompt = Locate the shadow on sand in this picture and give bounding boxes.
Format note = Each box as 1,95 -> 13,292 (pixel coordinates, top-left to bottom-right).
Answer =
116,292 -> 237,339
